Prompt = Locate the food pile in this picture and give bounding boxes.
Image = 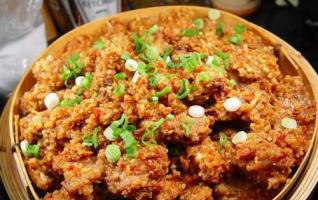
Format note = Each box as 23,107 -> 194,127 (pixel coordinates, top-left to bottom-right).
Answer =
18,8 -> 315,200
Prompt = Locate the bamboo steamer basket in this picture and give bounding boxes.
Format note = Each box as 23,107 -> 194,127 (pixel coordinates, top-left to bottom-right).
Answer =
0,6 -> 318,200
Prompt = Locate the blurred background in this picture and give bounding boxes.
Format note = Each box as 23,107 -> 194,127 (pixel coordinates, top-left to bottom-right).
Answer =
0,0 -> 317,199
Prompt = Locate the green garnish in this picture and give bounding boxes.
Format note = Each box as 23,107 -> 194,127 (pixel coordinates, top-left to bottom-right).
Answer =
162,47 -> 172,63
148,24 -> 158,34
176,79 -> 191,99
133,32 -> 147,54
114,84 -> 125,97
215,50 -> 230,69
151,96 -> 159,103
142,118 -> 165,146
94,39 -> 105,50
235,25 -> 246,34
26,143 -> 40,158
182,28 -> 200,37
229,79 -> 236,87
229,34 -> 242,45
181,122 -> 191,136
155,86 -> 171,97
208,9 -> 221,20
193,18 -> 204,30
60,96 -> 82,107
120,130 -> 137,158
229,24 -> 246,45
180,52 -> 204,72
166,114 -> 174,121
114,72 -> 127,80
137,62 -> 150,75
110,114 -> 128,133
148,73 -> 160,88
82,128 -> 99,149
81,73 -> 93,89
105,144 -> 121,163
219,131 -> 227,146
196,72 -> 210,83
121,53 -> 130,61
60,53 -> 84,86
141,45 -> 159,62
216,22 -> 224,37
212,55 -> 222,66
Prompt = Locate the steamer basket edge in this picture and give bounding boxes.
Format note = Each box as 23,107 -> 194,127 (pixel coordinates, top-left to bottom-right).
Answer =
0,6 -> 317,200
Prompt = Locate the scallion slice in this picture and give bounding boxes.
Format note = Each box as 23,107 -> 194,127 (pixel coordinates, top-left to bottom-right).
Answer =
196,72 -> 210,83
114,84 -> 125,97
114,72 -> 126,80
176,79 -> 191,99
60,96 -> 82,107
219,131 -> 227,146
193,18 -> 204,30
105,144 -> 121,163
208,9 -> 221,20
155,86 -> 171,97
281,117 -> 297,129
94,39 -> 105,50
120,130 -> 137,158
26,143 -> 40,158
216,22 -> 224,37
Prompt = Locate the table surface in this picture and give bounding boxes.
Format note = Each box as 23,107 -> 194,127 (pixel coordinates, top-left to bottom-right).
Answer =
1,1 -> 318,199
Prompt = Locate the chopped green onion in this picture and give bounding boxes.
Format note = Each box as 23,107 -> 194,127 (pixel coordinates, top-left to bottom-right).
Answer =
219,131 -> 227,146
133,32 -> 147,53
142,45 -> 159,62
196,72 -> 210,83
212,55 -> 222,67
120,130 -> 137,158
105,144 -> 121,163
60,53 -> 84,86
151,96 -> 159,103
181,122 -> 191,136
176,79 -> 191,99
126,124 -> 136,132
81,73 -> 93,89
182,28 -> 199,37
26,143 -> 40,158
155,86 -> 171,97
148,24 -> 158,34
60,96 -> 82,107
114,72 -> 127,80
148,73 -> 160,88
215,50 -> 230,69
208,9 -> 221,20
281,117 -> 297,129
235,25 -> 246,34
216,22 -> 224,37
110,114 -> 128,131
229,34 -> 242,45
180,52 -> 204,72
94,39 -> 105,50
166,114 -> 174,121
162,47 -> 172,62
193,18 -> 204,30
114,84 -> 125,97
82,128 -> 99,149
137,62 -> 150,75
142,118 -> 165,146
229,79 -> 236,87
121,53 -> 130,61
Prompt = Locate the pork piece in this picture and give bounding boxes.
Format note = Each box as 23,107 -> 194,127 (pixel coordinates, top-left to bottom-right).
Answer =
234,132 -> 295,189
186,137 -> 227,183
158,113 -> 214,144
104,145 -> 169,199
214,176 -> 277,200
154,177 -> 186,200
180,184 -> 213,200
52,143 -> 104,197
44,189 -> 74,200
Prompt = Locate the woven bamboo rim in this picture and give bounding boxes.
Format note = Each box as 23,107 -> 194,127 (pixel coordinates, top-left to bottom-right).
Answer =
0,6 -> 318,200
